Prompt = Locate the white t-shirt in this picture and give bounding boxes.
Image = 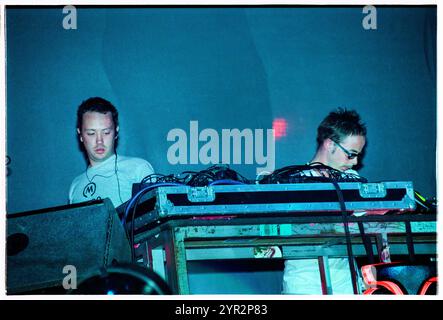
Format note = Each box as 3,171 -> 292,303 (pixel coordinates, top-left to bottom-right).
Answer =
69,154 -> 154,207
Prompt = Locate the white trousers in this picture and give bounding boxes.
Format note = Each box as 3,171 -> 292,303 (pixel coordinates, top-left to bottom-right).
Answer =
282,258 -> 358,295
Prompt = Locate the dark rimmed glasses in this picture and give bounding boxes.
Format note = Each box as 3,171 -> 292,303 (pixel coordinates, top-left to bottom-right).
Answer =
333,141 -> 360,160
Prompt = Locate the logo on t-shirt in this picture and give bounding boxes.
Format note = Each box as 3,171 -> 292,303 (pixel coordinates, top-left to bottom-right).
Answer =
83,182 -> 96,198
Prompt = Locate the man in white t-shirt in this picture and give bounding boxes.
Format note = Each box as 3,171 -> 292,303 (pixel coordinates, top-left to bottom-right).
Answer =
69,97 -> 154,207
282,108 -> 367,295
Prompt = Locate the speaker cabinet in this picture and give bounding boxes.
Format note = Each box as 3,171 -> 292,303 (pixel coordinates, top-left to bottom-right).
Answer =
6,199 -> 132,294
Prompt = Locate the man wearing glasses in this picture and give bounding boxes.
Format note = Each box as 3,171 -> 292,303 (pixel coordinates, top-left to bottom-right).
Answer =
282,108 -> 367,295
307,108 -> 365,175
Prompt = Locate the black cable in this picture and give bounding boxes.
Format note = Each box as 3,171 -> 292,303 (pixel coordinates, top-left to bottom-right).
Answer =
115,153 -> 124,205
123,182 -> 185,262
181,165 -> 251,186
358,221 -> 374,264
141,173 -> 182,185
259,163 -> 367,184
330,180 -> 359,295
405,221 -> 416,263
127,187 -> 149,263
130,194 -> 141,262
141,166 -> 252,188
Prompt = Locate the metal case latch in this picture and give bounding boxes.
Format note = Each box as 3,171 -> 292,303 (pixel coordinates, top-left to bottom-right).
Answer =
187,187 -> 216,202
359,183 -> 387,198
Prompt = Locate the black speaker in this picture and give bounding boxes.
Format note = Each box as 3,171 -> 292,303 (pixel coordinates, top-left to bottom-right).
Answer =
73,263 -> 172,295
6,199 -> 132,294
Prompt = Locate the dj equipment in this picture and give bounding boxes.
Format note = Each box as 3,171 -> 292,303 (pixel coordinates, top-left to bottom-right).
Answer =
123,181 -> 416,232
6,199 -> 131,294
132,165 -> 251,195
258,164 -> 368,184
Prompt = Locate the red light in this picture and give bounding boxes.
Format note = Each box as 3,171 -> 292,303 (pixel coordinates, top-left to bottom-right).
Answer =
273,118 -> 288,139
419,277 -> 438,295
